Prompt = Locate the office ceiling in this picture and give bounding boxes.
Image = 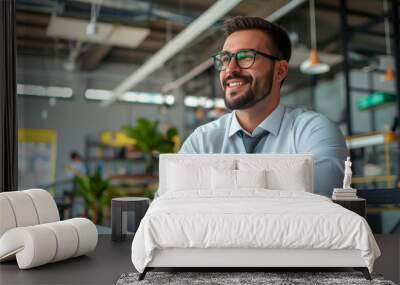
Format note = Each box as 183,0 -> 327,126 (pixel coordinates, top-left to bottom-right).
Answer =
15,0 -> 394,92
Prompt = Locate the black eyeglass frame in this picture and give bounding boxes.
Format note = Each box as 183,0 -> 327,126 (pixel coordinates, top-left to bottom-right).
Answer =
211,48 -> 281,71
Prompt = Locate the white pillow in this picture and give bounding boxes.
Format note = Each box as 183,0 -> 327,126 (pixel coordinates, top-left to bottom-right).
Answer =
237,169 -> 267,189
167,162 -> 210,191
166,160 -> 236,192
211,168 -> 236,190
211,168 -> 267,190
238,159 -> 308,191
267,165 -> 307,191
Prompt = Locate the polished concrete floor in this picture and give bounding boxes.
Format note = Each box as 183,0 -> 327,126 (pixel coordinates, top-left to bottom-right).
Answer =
0,235 -> 135,285
1,234 -> 399,285
374,234 -> 400,284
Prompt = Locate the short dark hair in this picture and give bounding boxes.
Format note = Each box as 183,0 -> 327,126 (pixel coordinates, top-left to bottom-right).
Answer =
70,151 -> 81,160
223,16 -> 291,62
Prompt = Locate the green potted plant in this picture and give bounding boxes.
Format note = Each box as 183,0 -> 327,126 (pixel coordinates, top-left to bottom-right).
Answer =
122,118 -> 179,175
74,170 -> 121,225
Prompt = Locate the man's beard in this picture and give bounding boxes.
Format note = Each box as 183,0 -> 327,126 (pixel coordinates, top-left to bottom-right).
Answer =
223,70 -> 274,110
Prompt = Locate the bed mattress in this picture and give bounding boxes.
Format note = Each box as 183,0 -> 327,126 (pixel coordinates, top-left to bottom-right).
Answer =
131,190 -> 380,273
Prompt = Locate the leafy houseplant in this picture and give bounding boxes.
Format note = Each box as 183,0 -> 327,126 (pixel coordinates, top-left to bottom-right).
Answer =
122,118 -> 179,175
74,170 -> 121,225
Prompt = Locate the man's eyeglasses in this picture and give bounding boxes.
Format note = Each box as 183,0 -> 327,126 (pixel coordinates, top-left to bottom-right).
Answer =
211,49 -> 281,71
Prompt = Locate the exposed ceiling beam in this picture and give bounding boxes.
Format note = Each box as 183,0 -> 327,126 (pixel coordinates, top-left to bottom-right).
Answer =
16,25 -> 48,39
316,2 -> 383,19
266,0 -> 308,22
147,20 -> 184,34
16,11 -> 50,25
68,0 -> 149,11
17,39 -> 70,55
69,0 -> 203,25
78,24 -> 117,70
101,0 -> 242,107
154,0 -> 216,12
17,39 -> 66,49
162,60 -> 212,94
106,51 -> 149,65
81,44 -> 113,70
161,0 -> 309,94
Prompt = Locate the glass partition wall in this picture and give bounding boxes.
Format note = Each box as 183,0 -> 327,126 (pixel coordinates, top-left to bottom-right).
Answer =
14,0 -> 399,233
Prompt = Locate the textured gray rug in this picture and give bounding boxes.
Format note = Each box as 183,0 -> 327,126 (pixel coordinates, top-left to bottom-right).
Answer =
116,271 -> 396,285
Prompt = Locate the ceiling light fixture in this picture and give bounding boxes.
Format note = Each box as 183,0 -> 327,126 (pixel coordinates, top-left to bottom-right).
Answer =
17,84 -> 73,98
86,1 -> 101,36
300,0 -> 330,75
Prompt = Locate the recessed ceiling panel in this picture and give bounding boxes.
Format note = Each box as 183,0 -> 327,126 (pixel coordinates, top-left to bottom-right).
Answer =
46,16 -> 150,48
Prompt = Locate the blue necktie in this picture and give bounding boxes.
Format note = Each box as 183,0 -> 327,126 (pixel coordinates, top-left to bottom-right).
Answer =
239,130 -> 268,153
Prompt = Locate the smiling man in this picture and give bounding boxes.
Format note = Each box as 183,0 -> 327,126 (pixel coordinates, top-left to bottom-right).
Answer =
179,16 -> 347,197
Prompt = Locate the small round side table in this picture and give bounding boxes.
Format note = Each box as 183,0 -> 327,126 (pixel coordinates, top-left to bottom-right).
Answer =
111,197 -> 150,242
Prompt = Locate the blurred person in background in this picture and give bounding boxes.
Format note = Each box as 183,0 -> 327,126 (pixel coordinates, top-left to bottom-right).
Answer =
65,151 -> 86,179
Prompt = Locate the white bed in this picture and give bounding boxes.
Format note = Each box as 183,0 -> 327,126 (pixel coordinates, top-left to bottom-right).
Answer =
131,154 -> 380,280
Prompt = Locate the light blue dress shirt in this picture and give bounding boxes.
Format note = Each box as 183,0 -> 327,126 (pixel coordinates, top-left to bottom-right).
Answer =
179,104 -> 348,196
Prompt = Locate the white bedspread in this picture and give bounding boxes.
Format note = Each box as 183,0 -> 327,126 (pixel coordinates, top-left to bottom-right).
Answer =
131,190 -> 380,273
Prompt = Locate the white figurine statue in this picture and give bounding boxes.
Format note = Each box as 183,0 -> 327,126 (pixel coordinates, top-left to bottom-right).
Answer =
342,156 -> 352,189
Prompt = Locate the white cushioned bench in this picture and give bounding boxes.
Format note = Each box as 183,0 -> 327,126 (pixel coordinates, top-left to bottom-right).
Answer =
0,189 -> 97,269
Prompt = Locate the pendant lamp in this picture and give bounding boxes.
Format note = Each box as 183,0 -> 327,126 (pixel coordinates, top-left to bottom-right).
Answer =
384,66 -> 395,81
300,0 -> 330,75
86,2 -> 101,36
382,0 -> 395,81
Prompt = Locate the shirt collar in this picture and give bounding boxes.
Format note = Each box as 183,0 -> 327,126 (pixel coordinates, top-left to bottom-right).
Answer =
228,111 -> 244,137
228,103 -> 285,137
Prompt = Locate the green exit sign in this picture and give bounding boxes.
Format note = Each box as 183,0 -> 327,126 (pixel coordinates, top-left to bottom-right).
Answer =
357,92 -> 397,110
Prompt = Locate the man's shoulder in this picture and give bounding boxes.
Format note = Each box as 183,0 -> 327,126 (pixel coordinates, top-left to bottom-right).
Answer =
180,112 -> 231,153
285,106 -> 335,128
283,105 -> 345,148
194,112 -> 232,135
